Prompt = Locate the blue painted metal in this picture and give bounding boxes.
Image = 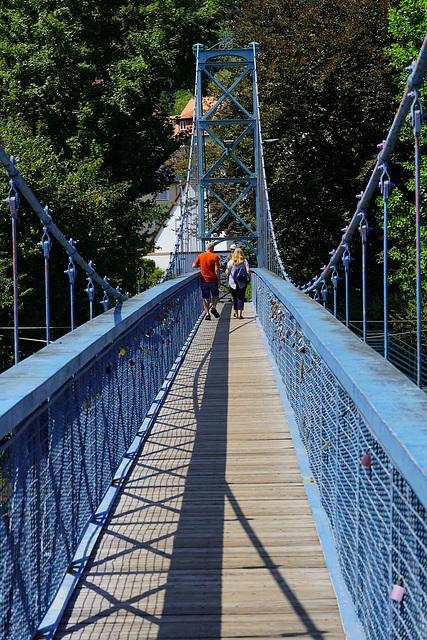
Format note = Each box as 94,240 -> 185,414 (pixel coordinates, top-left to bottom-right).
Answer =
64,239 -> 77,332
253,268 -> 427,640
85,261 -> 96,320
331,267 -> 339,318
379,163 -> 393,361
101,276 -> 110,311
358,213 -> 369,343
193,36 -> 260,257
38,217 -> 52,345
162,37 -> 285,281
342,243 -> 351,328
35,297 -> 205,640
255,311 -> 366,639
5,174 -> 20,363
330,317 -> 427,389
0,274 -> 203,640
409,93 -> 424,388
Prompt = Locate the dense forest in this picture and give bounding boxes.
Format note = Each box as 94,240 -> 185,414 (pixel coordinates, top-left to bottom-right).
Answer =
0,0 -> 425,370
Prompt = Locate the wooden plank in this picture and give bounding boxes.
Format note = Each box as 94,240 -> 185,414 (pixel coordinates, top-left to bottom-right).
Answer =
55,302 -> 346,640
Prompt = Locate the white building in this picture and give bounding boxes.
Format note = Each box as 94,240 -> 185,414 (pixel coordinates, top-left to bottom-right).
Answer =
143,179 -> 233,271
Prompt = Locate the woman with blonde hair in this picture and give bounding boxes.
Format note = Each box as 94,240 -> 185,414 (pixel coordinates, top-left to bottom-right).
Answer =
225,247 -> 250,319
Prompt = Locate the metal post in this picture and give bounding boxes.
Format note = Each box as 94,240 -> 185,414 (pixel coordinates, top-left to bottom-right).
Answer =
86,261 -> 95,320
9,193 -> 19,363
380,170 -> 392,360
331,268 -> 339,318
65,250 -> 77,331
342,246 -> 351,329
38,213 -> 52,345
359,217 -> 368,343
321,280 -> 328,309
86,276 -> 95,320
383,193 -> 389,360
413,105 -> 423,388
101,276 -> 110,311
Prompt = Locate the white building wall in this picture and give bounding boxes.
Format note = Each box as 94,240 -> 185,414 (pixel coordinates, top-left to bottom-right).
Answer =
143,183 -> 233,272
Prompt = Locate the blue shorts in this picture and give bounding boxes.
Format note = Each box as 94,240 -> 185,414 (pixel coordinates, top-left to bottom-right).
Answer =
201,281 -> 219,300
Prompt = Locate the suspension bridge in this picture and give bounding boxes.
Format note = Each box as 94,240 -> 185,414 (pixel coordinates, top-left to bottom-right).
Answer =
1,34 -> 427,640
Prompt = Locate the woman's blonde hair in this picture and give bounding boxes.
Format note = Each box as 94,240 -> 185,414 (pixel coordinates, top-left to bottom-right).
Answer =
232,247 -> 245,266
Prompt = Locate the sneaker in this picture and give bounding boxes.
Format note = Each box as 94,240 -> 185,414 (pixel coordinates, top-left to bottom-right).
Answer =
205,314 -> 211,320
211,307 -> 220,318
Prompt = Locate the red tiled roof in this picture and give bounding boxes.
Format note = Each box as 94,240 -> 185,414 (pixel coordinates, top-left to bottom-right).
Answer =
172,97 -> 219,136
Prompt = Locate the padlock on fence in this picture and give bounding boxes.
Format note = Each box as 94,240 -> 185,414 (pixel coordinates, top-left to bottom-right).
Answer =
390,577 -> 405,603
360,447 -> 372,469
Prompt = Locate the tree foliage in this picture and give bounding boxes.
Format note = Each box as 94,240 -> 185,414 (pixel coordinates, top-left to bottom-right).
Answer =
232,0 -> 400,293
385,0 -> 427,328
0,0 -> 226,369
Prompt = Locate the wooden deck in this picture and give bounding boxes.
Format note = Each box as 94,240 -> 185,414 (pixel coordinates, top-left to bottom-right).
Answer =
55,302 -> 345,640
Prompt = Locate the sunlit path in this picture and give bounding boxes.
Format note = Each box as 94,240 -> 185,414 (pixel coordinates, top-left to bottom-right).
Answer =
55,302 -> 345,640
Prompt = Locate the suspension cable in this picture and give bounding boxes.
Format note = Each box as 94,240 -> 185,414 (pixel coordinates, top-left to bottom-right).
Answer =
252,42 -> 288,280
161,47 -> 202,282
304,33 -> 427,294
0,145 -> 127,303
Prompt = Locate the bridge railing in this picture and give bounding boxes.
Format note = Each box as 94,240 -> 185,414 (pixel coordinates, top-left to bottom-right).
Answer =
329,316 -> 427,389
0,273 -> 202,640
253,268 -> 427,640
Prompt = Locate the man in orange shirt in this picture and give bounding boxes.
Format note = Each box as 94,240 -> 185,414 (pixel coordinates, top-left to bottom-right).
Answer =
192,242 -> 221,320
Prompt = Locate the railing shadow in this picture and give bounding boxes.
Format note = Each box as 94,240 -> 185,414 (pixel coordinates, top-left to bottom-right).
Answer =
154,304 -> 328,639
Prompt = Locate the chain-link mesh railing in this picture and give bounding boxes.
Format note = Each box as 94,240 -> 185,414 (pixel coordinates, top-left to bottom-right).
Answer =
0,274 -> 203,640
253,269 -> 427,640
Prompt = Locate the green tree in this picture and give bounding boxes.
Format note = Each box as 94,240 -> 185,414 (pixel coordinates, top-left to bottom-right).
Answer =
385,0 -> 427,344
232,0 -> 400,294
0,0 -> 226,194
141,258 -> 165,289
0,0 -> 227,370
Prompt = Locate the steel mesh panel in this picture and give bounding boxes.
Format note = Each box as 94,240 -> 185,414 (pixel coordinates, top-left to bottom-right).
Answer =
253,272 -> 427,640
392,474 -> 427,638
0,278 -> 202,640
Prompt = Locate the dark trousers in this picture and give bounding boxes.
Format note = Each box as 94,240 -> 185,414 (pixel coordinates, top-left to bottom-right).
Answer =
230,285 -> 246,310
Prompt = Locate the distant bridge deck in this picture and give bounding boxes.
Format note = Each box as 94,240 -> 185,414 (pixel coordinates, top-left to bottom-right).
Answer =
55,302 -> 345,640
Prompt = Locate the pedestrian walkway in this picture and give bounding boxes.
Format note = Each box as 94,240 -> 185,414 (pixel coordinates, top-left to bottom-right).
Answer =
55,302 -> 345,639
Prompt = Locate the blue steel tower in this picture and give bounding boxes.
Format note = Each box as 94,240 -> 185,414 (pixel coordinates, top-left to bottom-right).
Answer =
192,36 -> 260,261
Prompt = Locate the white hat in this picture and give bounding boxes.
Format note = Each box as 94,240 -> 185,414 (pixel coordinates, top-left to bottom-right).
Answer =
230,244 -> 237,250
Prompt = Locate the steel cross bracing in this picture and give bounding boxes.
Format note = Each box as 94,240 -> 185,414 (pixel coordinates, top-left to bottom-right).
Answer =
193,39 -> 260,258
163,37 -> 286,280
